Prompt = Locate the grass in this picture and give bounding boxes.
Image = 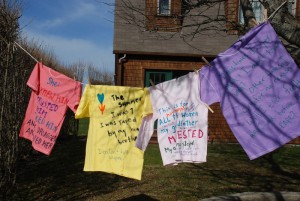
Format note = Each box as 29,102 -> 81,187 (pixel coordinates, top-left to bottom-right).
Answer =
78,118 -> 89,136
12,136 -> 300,201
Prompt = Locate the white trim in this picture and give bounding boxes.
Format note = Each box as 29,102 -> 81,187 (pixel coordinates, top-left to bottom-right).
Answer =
157,0 -> 171,16
239,0 -> 267,24
288,0 -> 297,16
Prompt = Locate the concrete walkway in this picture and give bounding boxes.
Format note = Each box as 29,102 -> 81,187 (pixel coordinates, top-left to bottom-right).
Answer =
200,192 -> 300,201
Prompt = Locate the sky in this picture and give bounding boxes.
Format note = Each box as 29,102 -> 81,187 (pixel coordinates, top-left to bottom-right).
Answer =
20,0 -> 115,73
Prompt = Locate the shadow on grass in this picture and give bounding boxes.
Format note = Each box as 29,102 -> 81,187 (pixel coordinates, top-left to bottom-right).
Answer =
117,193 -> 159,201
13,139 -> 300,201
262,153 -> 300,180
192,144 -> 300,194
13,136 -> 140,201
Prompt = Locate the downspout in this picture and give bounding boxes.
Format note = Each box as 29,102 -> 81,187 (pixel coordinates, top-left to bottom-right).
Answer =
118,54 -> 126,86
118,53 -> 127,63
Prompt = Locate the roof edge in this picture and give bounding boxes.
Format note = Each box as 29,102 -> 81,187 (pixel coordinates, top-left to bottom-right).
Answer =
113,50 -> 216,58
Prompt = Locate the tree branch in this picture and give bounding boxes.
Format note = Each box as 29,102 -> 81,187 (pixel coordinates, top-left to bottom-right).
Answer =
260,0 -> 300,64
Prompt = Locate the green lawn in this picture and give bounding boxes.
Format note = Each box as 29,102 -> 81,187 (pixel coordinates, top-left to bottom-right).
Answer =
13,137 -> 300,201
78,118 -> 89,136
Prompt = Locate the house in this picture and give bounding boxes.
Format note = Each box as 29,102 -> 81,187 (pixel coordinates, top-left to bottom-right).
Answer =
113,0 -> 300,144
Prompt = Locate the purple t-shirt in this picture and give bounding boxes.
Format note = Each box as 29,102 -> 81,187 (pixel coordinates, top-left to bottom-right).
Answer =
200,21 -> 300,160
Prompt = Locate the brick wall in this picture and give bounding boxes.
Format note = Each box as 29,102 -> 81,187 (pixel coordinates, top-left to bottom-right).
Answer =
296,0 -> 300,21
122,55 -> 202,87
225,0 -> 239,35
123,60 -> 144,87
145,0 -> 182,32
207,103 -> 237,143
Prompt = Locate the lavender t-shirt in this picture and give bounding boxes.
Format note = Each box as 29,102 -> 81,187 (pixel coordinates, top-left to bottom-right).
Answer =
200,22 -> 300,160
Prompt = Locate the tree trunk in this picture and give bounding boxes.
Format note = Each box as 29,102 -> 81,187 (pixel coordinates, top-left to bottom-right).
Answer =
0,0 -> 21,199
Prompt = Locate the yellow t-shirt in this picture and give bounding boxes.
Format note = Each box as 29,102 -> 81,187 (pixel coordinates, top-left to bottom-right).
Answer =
75,84 -> 152,180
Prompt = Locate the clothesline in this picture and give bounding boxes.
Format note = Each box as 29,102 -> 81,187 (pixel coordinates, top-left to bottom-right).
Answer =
12,41 -> 89,85
149,69 -> 215,113
267,1 -> 287,21
18,19 -> 300,181
14,41 -> 39,63
12,39 -> 214,109
11,1 -> 288,102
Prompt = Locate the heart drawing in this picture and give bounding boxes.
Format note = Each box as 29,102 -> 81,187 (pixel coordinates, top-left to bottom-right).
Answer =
97,93 -> 105,115
97,93 -> 104,104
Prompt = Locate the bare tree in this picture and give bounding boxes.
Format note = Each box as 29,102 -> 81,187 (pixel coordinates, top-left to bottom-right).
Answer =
260,0 -> 300,64
0,0 -> 22,199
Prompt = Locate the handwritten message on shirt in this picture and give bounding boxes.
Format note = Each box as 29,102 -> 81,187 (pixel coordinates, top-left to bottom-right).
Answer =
96,93 -> 144,161
216,34 -> 300,140
156,99 -> 205,158
200,23 -> 300,160
21,75 -> 74,154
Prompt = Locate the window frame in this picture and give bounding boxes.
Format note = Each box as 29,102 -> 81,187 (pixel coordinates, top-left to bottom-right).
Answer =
239,0 -> 298,24
157,0 -> 171,16
288,0 -> 297,16
239,0 -> 266,24
145,70 -> 173,87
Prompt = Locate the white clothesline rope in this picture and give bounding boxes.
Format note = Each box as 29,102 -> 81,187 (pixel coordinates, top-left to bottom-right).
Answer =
13,41 -> 39,63
267,1 -> 287,21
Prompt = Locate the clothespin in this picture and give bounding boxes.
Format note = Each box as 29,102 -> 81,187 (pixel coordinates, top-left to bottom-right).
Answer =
73,73 -> 77,81
203,102 -> 214,113
250,18 -> 258,26
12,42 -> 17,53
149,79 -> 156,89
201,56 -> 212,67
194,69 -> 199,75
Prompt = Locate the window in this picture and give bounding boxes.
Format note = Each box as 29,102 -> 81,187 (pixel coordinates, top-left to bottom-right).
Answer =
239,1 -> 266,24
239,1 -> 298,24
158,0 -> 171,15
145,71 -> 173,87
146,0 -> 182,32
288,0 -> 297,16
145,70 -> 173,129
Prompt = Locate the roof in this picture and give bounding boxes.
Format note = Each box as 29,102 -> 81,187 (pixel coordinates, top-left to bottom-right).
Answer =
113,0 -> 240,56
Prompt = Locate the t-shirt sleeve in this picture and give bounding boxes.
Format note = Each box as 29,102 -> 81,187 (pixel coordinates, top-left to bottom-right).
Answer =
200,66 -> 220,105
136,114 -> 156,151
27,62 -> 41,93
67,81 -> 82,113
142,88 -> 153,117
75,85 -> 90,118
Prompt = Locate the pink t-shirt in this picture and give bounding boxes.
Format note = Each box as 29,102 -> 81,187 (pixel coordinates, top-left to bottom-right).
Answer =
19,62 -> 81,155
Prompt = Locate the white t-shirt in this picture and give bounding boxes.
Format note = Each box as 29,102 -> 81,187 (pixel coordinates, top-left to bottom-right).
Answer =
136,72 -> 208,165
